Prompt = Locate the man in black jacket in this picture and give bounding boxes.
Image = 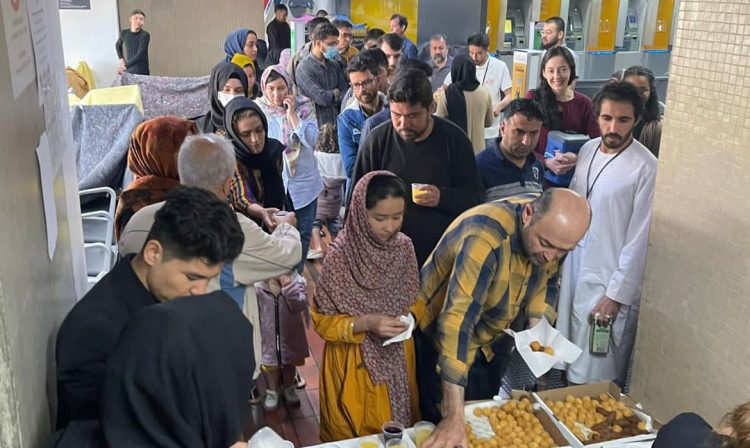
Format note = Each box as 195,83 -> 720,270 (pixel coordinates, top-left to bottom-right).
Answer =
266,3 -> 291,65
116,9 -> 150,75
55,187 -> 244,429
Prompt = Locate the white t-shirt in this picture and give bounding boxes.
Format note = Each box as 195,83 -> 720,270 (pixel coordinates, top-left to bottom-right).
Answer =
443,56 -> 512,139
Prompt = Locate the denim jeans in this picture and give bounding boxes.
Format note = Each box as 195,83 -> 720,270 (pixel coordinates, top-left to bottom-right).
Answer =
294,199 -> 317,273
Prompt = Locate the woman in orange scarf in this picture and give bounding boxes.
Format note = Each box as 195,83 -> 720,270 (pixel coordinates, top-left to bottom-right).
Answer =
114,116 -> 197,237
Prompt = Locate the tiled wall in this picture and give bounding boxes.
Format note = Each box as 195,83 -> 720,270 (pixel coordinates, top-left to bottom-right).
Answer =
117,0 -> 265,77
630,0 -> 750,425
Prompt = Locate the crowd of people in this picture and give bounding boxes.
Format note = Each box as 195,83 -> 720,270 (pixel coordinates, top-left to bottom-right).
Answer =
52,6 -> 727,448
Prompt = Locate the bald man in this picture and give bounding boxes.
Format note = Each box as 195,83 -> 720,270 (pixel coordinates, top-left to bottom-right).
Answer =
413,189 -> 591,448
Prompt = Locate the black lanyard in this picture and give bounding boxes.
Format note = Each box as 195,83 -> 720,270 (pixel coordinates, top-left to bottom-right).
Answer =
585,141 -> 630,199
479,59 -> 489,86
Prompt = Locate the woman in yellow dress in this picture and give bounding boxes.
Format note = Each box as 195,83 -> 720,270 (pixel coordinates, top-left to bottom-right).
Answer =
312,171 -> 421,441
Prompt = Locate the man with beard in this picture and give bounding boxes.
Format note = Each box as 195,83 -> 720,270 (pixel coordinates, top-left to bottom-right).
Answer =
352,68 -> 483,266
427,34 -> 452,93
357,58 -> 432,148
542,17 -> 580,71
476,98 -> 545,201
338,53 -> 388,183
415,189 -> 591,448
556,81 -> 657,388
443,33 -> 512,148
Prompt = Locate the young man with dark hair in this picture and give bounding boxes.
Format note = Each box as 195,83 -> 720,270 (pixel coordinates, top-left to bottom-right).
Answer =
118,133 -> 302,405
557,81 -> 657,388
332,18 -> 359,65
266,3 -> 291,64
338,53 -> 388,183
115,9 -> 150,75
542,16 -> 580,68
295,22 -> 349,126
379,32 -> 405,80
55,186 -> 244,429
352,68 -> 483,266
364,27 -> 385,49
476,98 -> 545,201
287,16 -> 331,83
389,13 -> 418,59
358,58 -> 432,145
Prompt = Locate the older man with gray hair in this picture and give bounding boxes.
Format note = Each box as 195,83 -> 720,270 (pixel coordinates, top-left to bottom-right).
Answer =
118,132 -> 302,403
427,34 -> 452,93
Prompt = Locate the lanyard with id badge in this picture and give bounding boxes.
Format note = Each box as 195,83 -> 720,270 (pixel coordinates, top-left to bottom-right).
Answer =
585,142 -> 626,354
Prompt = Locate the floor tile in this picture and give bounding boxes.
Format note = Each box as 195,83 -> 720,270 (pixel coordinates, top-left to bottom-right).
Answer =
293,416 -> 322,446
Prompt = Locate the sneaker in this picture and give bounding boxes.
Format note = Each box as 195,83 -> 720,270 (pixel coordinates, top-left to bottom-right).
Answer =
294,369 -> 306,389
248,384 -> 262,404
306,248 -> 324,260
263,389 -> 280,411
284,386 -> 301,406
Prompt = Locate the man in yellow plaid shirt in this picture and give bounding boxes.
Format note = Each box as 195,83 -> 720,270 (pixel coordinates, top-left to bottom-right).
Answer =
415,189 -> 591,448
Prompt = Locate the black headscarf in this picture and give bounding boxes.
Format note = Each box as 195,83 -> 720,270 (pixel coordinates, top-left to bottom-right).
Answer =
223,97 -> 286,211
445,55 -> 481,134
195,62 -> 248,134
101,292 -> 254,448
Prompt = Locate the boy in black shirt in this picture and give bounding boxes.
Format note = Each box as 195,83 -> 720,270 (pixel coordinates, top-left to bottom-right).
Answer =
116,9 -> 150,75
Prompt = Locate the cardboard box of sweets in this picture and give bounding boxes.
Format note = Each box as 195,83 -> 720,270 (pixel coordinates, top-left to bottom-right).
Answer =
530,382 -> 662,448
464,391 -> 572,448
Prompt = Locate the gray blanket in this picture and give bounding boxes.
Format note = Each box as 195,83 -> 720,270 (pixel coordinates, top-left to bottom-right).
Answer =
114,73 -> 210,120
72,104 -> 143,192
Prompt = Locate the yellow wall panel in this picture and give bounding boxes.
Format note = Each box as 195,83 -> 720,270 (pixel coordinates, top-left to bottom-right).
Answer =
539,0 -> 561,21
644,0 -> 675,51
351,0 -> 419,44
587,0 -> 620,52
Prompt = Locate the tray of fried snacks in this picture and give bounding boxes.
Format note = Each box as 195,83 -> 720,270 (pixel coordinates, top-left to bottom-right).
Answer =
464,396 -> 571,448
531,382 -> 659,448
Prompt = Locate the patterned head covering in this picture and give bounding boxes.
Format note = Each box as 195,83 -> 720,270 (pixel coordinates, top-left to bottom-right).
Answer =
313,171 -> 419,425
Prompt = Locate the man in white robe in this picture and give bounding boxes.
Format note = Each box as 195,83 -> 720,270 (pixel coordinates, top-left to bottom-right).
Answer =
556,81 -> 657,386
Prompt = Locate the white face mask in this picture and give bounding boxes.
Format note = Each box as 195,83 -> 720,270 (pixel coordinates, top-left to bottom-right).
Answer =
217,91 -> 243,107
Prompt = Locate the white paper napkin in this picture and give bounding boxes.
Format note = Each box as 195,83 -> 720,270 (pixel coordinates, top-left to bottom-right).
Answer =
503,317 -> 582,377
383,314 -> 415,346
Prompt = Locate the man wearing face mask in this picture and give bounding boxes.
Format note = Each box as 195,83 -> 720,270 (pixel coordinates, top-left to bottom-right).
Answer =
295,22 -> 349,126
427,34 -> 452,93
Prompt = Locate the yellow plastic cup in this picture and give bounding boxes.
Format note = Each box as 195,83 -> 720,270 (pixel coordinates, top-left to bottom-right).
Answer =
411,183 -> 428,203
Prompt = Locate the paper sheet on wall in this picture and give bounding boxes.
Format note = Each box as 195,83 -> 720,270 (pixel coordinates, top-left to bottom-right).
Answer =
27,0 -> 48,107
26,0 -> 66,170
1,0 -> 36,98
36,132 -> 58,260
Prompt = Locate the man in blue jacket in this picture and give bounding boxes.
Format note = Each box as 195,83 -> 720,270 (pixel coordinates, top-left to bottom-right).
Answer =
338,53 -> 387,186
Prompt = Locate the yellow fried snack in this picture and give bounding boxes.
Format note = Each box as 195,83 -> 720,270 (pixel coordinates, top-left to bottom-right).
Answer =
543,346 -> 555,356
530,341 -> 543,352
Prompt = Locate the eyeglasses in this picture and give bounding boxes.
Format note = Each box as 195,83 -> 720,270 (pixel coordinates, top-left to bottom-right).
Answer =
352,78 -> 375,90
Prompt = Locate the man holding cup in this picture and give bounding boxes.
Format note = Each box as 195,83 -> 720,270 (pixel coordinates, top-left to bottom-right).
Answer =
352,66 -> 483,266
